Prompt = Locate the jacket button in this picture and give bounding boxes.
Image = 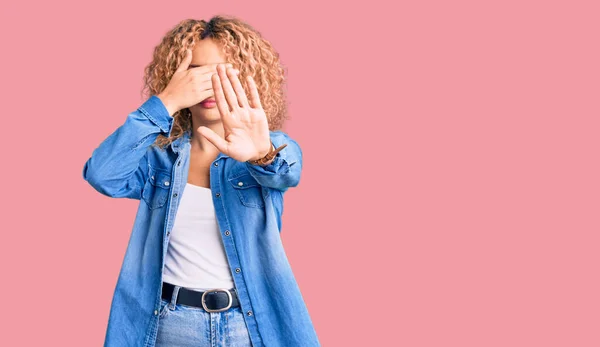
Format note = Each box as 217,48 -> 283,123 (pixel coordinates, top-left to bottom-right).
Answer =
173,193 -> 178,197
216,193 -> 221,197
167,231 -> 171,236
214,162 -> 219,167
154,310 -> 158,315
238,181 -> 244,186
225,230 -> 230,236
164,181 -> 170,186
235,268 -> 241,273
247,311 -> 253,316
177,161 -> 181,166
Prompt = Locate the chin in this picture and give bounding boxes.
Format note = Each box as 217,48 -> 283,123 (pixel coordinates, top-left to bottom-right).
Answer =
189,106 -> 221,120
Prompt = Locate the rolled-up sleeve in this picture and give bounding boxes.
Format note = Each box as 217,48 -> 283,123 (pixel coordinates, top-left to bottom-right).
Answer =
244,130 -> 303,192
82,95 -> 173,199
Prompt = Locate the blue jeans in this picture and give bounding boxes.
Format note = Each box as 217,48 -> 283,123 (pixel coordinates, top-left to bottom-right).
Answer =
156,285 -> 253,346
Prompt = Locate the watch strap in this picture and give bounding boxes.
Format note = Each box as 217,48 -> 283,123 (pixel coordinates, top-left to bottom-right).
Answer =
247,141 -> 288,166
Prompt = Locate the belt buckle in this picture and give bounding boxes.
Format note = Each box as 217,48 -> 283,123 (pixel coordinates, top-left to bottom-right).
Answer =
201,288 -> 233,313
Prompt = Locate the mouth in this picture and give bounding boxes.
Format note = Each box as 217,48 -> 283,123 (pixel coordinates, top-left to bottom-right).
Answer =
199,98 -> 217,108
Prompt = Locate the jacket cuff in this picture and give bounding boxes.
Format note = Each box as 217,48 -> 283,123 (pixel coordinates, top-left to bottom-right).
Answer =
245,134 -> 293,175
138,95 -> 173,133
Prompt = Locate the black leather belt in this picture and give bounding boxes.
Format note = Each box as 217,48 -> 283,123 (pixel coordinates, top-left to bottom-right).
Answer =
161,282 -> 240,313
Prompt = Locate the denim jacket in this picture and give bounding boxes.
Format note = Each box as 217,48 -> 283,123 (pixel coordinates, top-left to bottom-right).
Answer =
82,96 -> 320,347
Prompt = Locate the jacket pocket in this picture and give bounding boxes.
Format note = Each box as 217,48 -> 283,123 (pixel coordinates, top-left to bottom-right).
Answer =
228,172 -> 268,209
142,166 -> 171,209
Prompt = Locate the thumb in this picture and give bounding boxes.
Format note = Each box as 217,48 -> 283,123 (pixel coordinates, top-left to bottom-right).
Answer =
175,49 -> 192,73
197,126 -> 228,154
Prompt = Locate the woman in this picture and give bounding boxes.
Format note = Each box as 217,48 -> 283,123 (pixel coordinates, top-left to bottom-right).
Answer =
83,16 -> 320,347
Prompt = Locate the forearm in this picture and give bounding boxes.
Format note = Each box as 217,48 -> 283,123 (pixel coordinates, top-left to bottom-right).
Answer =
244,130 -> 302,192
82,95 -> 173,198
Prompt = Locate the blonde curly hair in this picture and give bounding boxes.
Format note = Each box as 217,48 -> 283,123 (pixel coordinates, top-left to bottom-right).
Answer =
141,15 -> 289,149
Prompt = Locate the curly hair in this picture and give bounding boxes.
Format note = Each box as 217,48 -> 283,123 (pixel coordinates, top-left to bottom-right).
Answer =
141,15 -> 289,149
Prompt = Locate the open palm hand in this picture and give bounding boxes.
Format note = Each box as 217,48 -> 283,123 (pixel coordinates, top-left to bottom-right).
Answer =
197,64 -> 272,162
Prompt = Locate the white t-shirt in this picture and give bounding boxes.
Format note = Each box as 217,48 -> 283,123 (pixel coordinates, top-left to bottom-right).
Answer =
162,183 -> 235,291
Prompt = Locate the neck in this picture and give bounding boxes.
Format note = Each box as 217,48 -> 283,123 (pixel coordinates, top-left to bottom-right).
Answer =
189,116 -> 224,155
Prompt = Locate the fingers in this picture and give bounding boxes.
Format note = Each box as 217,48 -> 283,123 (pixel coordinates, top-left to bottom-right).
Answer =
192,66 -> 238,86
192,67 -> 237,104
227,67 -> 249,108
189,65 -> 226,85
212,72 -> 232,120
194,78 -> 214,93
175,49 -> 193,73
247,76 -> 263,109
197,126 -> 228,154
217,64 -> 241,112
197,88 -> 215,102
189,63 -> 232,75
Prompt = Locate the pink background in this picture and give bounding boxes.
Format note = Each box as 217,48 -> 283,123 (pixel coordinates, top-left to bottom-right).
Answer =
2,0 -> 599,345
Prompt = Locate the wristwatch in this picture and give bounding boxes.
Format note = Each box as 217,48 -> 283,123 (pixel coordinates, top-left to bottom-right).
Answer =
247,141 -> 288,166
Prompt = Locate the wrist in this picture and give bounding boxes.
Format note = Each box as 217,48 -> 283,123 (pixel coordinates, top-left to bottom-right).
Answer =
156,93 -> 178,117
249,142 -> 275,162
247,141 -> 288,166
